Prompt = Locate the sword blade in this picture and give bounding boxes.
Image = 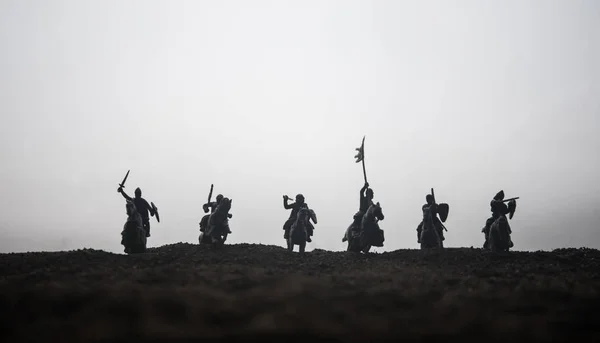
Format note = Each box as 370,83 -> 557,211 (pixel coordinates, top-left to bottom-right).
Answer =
119,170 -> 130,188
207,184 -> 214,203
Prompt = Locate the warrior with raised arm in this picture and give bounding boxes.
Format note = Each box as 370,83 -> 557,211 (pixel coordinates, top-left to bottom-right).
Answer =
200,193 -> 233,234
282,194 -> 315,242
118,186 -> 155,238
482,190 -> 515,249
343,182 -> 374,240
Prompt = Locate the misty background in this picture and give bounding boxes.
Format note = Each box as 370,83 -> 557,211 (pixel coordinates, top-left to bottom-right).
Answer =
1,0 -> 598,254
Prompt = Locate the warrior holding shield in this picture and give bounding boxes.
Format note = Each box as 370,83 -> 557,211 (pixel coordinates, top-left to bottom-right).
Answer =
118,186 -> 157,238
482,190 -> 517,249
416,189 -> 449,245
200,192 -> 233,234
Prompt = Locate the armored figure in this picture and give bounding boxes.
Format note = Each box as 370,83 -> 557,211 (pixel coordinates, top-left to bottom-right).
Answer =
352,182 -> 374,231
118,186 -> 155,237
482,190 -> 515,249
283,194 -> 314,242
343,182 -> 376,244
200,194 -> 233,234
416,193 -> 448,244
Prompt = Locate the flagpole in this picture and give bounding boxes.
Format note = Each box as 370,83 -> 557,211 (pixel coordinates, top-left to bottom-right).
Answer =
362,140 -> 367,184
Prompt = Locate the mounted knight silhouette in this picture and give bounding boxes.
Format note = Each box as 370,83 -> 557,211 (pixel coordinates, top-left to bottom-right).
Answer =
199,184 -> 233,247
416,188 -> 449,249
482,190 -> 518,252
343,136 -> 385,253
116,170 -> 159,254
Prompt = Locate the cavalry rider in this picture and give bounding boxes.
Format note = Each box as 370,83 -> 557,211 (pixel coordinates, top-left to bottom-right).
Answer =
200,194 -> 232,234
343,181 -> 375,243
482,190 -> 514,248
282,194 -> 314,242
416,194 -> 446,243
352,182 -> 375,232
118,186 -> 155,237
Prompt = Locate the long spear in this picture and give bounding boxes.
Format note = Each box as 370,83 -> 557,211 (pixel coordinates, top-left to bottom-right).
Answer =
354,135 -> 367,183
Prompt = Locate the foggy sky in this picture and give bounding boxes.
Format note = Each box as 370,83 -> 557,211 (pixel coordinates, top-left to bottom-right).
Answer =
1,0 -> 599,254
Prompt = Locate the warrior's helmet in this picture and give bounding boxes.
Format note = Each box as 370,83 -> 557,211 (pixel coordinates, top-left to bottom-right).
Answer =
296,194 -> 305,204
426,194 -> 434,204
134,187 -> 142,197
216,194 -> 224,203
366,188 -> 374,199
494,190 -> 505,201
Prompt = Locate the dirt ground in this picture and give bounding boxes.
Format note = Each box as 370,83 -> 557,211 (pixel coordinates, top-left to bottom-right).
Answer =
1,243 -> 599,341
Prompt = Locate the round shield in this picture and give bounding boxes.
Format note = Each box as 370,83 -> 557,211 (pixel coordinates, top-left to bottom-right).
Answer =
309,209 -> 318,224
151,202 -> 160,223
437,203 -> 449,222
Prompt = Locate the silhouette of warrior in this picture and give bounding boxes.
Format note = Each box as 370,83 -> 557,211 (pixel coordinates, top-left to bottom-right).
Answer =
482,190 -> 514,249
350,182 -> 374,232
118,186 -> 155,237
283,194 -> 314,242
416,194 -> 446,243
200,194 -> 233,233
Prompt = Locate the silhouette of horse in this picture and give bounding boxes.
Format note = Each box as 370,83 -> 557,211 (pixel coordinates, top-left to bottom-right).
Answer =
288,207 -> 317,254
420,206 -> 442,249
199,197 -> 232,247
347,202 -> 385,253
489,214 -> 512,252
121,201 -> 147,254
342,212 -> 361,245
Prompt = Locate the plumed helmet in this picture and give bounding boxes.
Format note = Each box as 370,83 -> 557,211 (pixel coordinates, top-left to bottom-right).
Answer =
494,190 -> 504,201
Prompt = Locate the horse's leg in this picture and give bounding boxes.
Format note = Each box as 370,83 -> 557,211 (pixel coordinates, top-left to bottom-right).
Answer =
287,238 -> 293,252
490,228 -> 499,252
342,225 -> 350,242
299,241 -> 306,254
347,235 -> 359,252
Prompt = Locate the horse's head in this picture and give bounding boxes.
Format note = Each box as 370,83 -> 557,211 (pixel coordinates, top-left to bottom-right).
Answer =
125,201 -> 137,217
298,206 -> 317,223
366,202 -> 384,221
296,207 -> 311,224
422,206 -> 435,229
216,197 -> 232,214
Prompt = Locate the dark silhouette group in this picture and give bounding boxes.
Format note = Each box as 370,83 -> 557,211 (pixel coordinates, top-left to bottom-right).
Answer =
117,138 -> 519,255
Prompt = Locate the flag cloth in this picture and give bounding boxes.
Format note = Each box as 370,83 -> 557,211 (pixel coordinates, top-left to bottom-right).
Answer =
355,138 -> 364,163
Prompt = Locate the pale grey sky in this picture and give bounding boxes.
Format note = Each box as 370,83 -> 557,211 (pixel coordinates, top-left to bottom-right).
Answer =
1,0 -> 599,253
